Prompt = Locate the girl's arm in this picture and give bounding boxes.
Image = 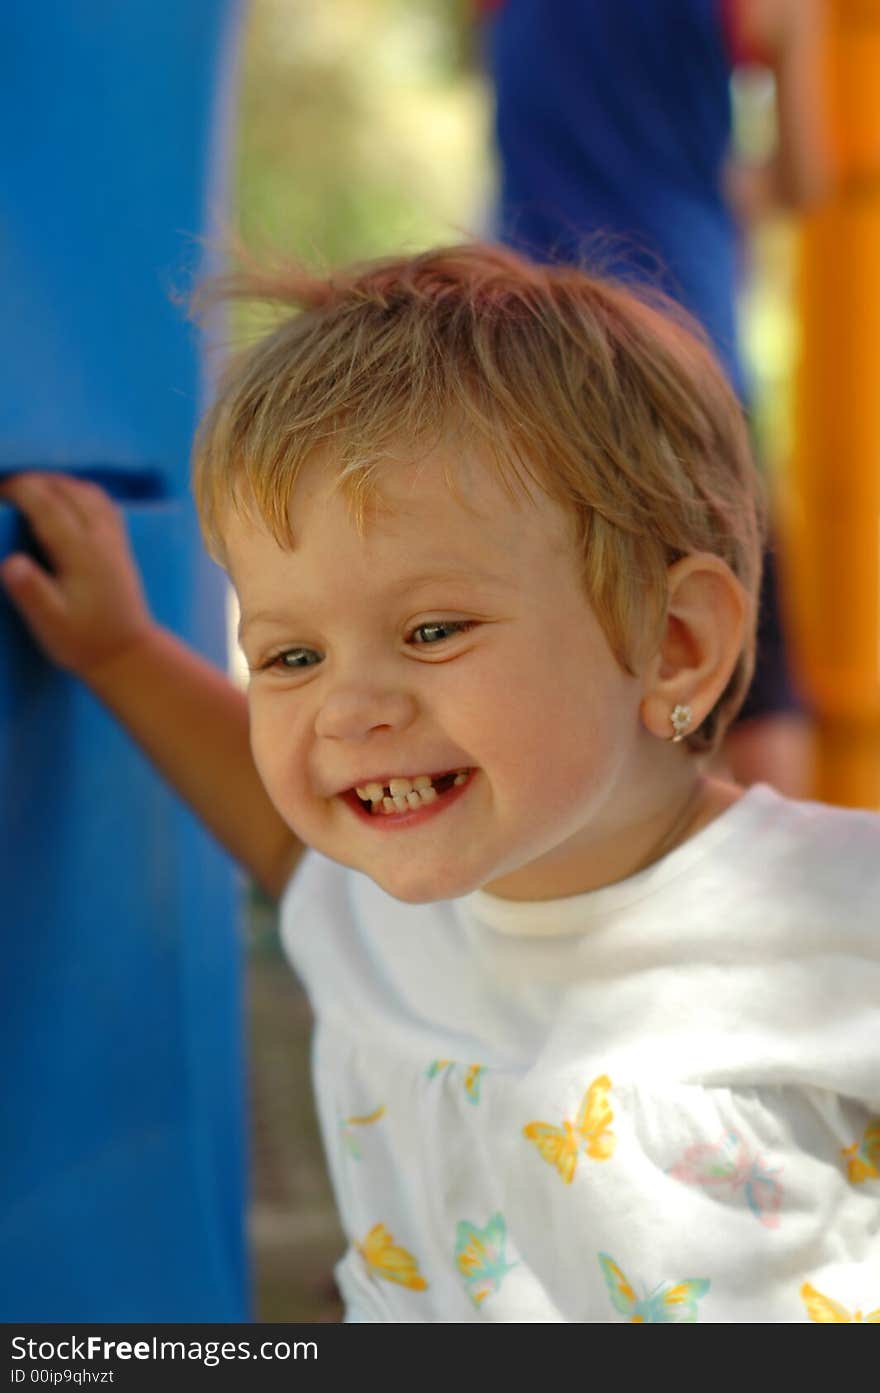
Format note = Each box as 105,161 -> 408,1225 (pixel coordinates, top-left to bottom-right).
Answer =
0,472 -> 301,900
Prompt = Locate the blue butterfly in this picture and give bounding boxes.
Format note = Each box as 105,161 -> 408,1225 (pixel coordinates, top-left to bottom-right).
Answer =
598,1252 -> 710,1322
455,1213 -> 517,1306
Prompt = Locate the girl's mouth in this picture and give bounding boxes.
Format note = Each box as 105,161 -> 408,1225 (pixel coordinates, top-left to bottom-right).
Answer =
342,768 -> 474,820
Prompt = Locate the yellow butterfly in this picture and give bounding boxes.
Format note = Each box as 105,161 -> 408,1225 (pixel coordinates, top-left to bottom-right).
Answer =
523,1074 -> 616,1184
801,1283 -> 880,1322
340,1104 -> 386,1160
464,1064 -> 485,1104
841,1119 -> 880,1184
347,1105 -> 386,1126
426,1059 -> 487,1105
426,1059 -> 452,1077
356,1224 -> 428,1291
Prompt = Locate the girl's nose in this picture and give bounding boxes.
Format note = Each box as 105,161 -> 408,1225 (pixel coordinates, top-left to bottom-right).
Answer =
314,685 -> 418,741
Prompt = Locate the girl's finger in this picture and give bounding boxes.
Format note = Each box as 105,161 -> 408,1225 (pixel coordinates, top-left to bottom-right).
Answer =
0,473 -> 90,561
43,472 -> 115,530
0,552 -> 67,641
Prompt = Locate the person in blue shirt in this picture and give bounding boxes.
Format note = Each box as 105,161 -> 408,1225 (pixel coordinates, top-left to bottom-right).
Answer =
481,0 -> 832,794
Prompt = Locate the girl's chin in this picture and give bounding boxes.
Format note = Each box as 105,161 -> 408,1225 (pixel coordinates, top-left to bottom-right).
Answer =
351,852 -> 496,905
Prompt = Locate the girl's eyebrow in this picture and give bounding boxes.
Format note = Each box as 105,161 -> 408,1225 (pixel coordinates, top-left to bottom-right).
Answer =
238,611 -> 275,642
389,565 -> 513,594
239,567 -> 515,640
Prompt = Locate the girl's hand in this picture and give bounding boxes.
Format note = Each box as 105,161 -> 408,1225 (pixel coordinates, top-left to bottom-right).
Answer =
0,472 -> 155,682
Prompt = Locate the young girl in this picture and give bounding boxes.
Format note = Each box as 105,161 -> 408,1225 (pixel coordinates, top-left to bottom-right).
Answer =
2,244 -> 877,1322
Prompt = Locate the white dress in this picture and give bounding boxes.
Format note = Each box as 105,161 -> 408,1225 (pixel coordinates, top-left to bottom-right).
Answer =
280,785 -> 880,1322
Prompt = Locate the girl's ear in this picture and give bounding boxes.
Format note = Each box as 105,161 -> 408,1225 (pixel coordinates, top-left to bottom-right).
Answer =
639,554 -> 749,742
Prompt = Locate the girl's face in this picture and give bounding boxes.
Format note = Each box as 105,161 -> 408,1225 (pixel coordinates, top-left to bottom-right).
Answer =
228,445 -> 682,903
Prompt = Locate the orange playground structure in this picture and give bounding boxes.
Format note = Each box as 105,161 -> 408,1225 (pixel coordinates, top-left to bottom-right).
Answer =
787,0 -> 880,808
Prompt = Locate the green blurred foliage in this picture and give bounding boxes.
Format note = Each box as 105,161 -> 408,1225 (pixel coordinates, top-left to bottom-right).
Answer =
731,67 -> 798,478
234,0 -> 493,267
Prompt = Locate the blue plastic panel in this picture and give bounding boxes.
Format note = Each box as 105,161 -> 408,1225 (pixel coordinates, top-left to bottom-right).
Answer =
0,2 -> 248,1320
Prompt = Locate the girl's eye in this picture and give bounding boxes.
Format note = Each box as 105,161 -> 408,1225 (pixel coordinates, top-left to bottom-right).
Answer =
410,620 -> 473,645
271,647 -> 322,670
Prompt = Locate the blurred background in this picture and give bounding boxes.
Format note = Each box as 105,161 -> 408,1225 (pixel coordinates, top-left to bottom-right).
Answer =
232,0 -> 803,1321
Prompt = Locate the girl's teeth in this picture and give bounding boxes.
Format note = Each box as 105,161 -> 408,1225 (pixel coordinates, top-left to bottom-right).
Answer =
357,771 -> 469,814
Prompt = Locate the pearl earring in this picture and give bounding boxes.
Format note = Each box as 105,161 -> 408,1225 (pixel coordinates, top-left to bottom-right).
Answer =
669,703 -> 692,743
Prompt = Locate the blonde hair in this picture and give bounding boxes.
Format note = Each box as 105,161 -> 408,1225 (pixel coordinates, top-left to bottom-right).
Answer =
192,242 -> 764,751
